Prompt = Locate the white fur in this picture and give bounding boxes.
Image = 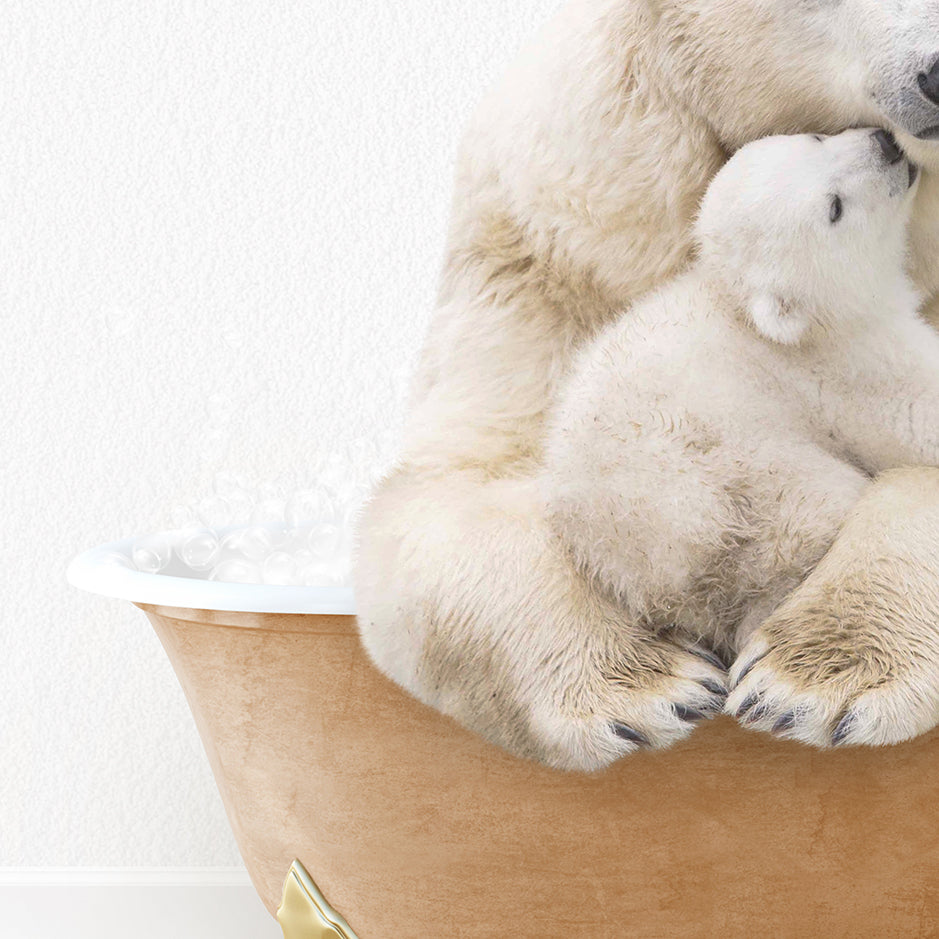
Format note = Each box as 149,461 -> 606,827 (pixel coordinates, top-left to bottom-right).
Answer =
544,128 -> 932,655
356,0 -> 939,771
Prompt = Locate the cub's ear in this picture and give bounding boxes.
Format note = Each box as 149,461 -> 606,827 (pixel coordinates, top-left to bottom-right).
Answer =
747,293 -> 809,345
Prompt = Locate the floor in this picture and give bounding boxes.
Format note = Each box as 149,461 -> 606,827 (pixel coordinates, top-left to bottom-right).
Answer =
0,884 -> 282,938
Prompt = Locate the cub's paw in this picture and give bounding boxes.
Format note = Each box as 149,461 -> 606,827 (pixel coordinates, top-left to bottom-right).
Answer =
534,640 -> 729,771
726,628 -> 939,749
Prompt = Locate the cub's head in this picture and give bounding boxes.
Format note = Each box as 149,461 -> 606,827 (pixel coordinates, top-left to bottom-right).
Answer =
695,128 -> 920,345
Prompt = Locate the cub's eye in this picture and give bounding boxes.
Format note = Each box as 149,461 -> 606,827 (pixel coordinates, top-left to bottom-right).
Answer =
829,194 -> 843,224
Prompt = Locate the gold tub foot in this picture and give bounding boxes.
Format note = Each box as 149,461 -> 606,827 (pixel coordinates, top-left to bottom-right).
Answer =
277,860 -> 360,939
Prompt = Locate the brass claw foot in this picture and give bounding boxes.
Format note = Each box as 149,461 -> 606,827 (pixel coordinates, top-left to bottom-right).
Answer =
277,860 -> 359,939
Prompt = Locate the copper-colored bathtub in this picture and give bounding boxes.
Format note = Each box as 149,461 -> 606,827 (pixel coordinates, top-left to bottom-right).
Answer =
68,536 -> 939,937
140,602 -> 939,938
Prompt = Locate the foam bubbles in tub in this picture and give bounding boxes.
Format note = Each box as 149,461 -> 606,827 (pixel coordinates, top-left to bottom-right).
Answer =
131,534 -> 172,574
129,452 -> 381,587
178,528 -> 221,571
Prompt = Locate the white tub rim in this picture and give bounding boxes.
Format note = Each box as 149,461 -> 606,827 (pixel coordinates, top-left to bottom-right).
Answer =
67,532 -> 356,615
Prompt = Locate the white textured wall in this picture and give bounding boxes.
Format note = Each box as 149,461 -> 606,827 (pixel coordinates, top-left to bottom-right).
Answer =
0,0 -> 556,867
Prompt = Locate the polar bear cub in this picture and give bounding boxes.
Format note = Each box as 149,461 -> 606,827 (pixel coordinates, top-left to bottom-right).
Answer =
544,127 -> 939,748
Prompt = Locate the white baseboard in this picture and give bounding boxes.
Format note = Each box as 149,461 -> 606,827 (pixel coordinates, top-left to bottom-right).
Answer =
0,868 -> 282,939
0,867 -> 254,886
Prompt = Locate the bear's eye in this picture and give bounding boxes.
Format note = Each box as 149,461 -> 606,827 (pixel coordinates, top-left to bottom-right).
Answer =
829,195 -> 843,224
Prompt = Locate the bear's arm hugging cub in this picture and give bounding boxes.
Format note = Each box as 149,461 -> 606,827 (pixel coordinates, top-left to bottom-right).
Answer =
356,0 -> 939,772
544,129 -> 939,751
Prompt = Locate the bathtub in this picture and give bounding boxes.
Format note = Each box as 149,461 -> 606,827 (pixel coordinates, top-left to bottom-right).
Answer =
69,533 -> 939,938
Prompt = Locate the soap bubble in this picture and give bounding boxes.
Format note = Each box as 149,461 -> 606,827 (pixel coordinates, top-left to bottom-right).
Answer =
210,558 -> 262,584
100,306 -> 135,337
213,473 -> 255,520
221,526 -> 274,562
151,453 -> 378,586
196,496 -> 232,528
275,527 -> 311,556
329,479 -> 364,514
132,534 -> 172,573
258,477 -> 290,502
251,498 -> 286,526
101,550 -> 134,570
218,528 -> 248,557
307,522 -> 343,560
170,504 -> 198,529
262,551 -> 298,586
226,489 -> 255,523
178,528 -> 221,571
298,560 -> 347,587
286,489 -> 336,528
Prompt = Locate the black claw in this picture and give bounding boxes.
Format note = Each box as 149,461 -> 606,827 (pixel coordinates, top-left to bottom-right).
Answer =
699,678 -> 729,698
772,712 -> 796,734
673,704 -> 707,723
612,723 -> 650,747
698,696 -> 724,715
689,646 -> 728,671
735,693 -> 760,718
831,712 -> 856,746
733,652 -> 768,688
745,703 -> 770,724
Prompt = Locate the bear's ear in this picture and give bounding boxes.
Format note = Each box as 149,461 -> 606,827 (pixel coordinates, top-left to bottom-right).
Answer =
747,293 -> 809,346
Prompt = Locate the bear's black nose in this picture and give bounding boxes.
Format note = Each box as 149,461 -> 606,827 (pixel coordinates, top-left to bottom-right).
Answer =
873,129 -> 903,164
919,56 -> 939,106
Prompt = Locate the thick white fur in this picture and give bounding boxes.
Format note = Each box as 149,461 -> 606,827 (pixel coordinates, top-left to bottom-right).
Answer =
356,0 -> 939,771
547,129 -> 939,749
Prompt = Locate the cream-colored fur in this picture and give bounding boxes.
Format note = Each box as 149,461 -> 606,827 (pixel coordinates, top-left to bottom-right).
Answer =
546,129 -> 939,750
356,0 -> 939,771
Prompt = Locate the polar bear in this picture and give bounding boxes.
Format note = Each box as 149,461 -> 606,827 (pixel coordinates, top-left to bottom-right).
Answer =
545,127 -> 939,755
356,0 -> 939,771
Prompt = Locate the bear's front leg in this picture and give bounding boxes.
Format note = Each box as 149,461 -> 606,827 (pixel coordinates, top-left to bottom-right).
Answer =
726,467 -> 939,747
357,467 -> 728,771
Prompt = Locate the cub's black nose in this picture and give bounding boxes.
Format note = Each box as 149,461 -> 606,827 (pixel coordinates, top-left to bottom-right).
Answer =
873,128 -> 903,164
919,56 -> 939,106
